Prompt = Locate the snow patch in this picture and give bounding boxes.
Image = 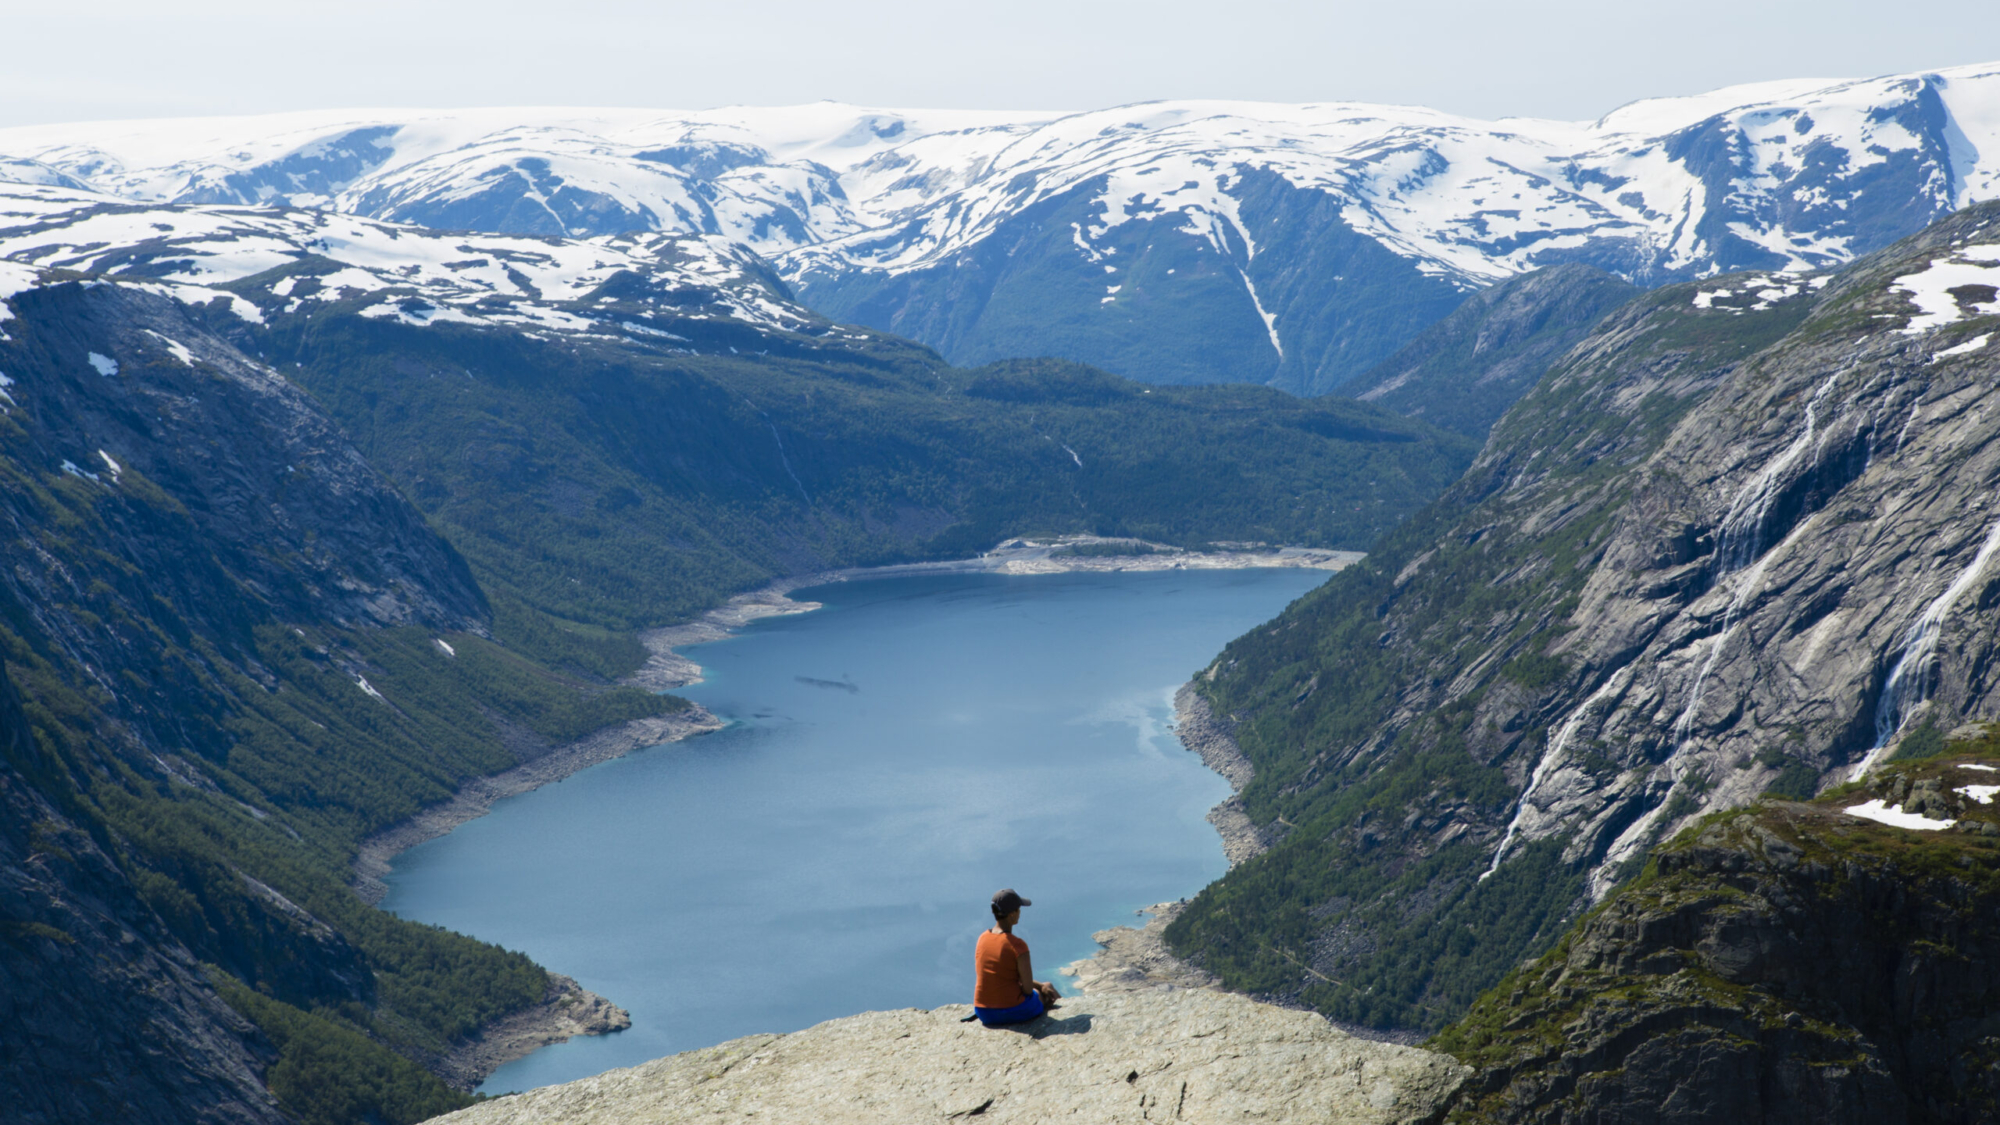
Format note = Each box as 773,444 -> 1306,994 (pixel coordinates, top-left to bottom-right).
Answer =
97,450 -> 122,480
1892,245 -> 2000,334
1956,784 -> 2000,804
1932,332 -> 1992,362
355,676 -> 385,701
434,638 -> 456,657
143,329 -> 195,366
87,351 -> 118,377
1843,799 -> 1954,830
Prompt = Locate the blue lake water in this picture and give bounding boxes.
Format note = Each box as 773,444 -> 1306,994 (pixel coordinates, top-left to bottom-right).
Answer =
379,567 -> 1327,1093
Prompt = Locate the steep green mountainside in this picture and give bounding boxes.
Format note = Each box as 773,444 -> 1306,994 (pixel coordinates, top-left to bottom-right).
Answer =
0,189 -> 1476,667
0,276 -> 685,1124
197,265 -> 1474,664
1436,734 -> 2000,1124
1166,200 -> 2000,1034
1339,264 -> 1639,439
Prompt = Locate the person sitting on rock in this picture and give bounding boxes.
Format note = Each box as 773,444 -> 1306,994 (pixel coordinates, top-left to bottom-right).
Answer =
973,887 -> 1060,1027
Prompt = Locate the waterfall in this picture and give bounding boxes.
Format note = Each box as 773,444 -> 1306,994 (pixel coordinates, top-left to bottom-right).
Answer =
1668,370 -> 1846,747
1713,371 -> 1844,571
1483,664 -> 1633,878
1855,512 -> 2000,777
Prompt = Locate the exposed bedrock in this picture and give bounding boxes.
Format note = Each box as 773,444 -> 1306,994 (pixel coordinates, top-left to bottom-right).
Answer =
431,989 -> 1468,1125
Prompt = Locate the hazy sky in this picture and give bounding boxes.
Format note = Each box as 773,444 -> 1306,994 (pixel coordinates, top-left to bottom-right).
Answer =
5,0 -> 1999,127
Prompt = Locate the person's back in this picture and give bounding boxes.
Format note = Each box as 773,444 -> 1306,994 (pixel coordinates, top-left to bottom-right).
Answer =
971,887 -> 1058,1027
974,928 -> 1029,1009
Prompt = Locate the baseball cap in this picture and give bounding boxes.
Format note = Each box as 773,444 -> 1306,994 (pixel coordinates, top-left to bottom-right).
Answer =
991,888 -> 1032,913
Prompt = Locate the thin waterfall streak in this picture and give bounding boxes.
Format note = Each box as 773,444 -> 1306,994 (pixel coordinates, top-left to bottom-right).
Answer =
1589,794 -> 1675,901
1896,401 -> 1923,454
1484,666 -> 1632,879
1714,369 -> 1843,572
1669,548 -> 1780,748
1670,368 -> 1848,751
1857,512 -> 2000,777
766,420 -> 812,508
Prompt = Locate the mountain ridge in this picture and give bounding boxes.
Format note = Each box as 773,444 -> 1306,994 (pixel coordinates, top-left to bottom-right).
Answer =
8,63 -> 1999,391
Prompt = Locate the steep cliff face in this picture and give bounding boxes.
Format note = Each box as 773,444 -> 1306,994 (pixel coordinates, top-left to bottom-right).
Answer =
1340,265 -> 1639,438
0,664 -> 281,1125
1436,741 -> 2000,1124
1168,200 -> 2000,1033
1,274 -> 488,638
0,269 -> 675,1123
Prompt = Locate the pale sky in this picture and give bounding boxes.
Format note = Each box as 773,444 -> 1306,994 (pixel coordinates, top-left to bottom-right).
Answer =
4,0 -> 1998,127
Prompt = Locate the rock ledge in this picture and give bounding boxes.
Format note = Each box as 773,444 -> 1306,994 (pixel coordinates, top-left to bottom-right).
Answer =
431,989 -> 1466,1124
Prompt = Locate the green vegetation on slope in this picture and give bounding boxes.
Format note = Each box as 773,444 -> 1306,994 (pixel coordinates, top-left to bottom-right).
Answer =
1432,736 -> 2000,1122
3,247 -> 1480,1123
234,290 -> 1473,670
1339,262 -> 1639,439
0,280 -> 689,1122
1164,281 -> 1822,1032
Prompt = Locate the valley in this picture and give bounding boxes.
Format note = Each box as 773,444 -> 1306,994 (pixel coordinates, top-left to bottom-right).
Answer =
6,56 -> 2000,1125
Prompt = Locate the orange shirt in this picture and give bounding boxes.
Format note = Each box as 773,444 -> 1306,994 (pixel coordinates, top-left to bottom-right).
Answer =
974,929 -> 1029,1008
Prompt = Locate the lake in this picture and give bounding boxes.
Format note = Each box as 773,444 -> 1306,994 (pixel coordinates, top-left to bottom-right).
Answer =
379,567 -> 1328,1093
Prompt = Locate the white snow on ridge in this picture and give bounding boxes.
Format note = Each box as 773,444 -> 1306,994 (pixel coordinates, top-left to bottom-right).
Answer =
4,63 -> 2000,291
0,183 -> 815,337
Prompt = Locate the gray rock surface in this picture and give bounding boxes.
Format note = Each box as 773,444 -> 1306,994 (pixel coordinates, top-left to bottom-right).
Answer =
1062,901 -> 1221,994
1173,199 -> 2000,1031
1438,748 -> 2000,1124
437,975 -> 631,1092
1172,683 -> 1286,865
431,989 -> 1468,1125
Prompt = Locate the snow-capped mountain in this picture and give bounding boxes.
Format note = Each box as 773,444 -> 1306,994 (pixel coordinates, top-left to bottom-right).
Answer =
5,63 -> 1999,392
0,181 -> 841,344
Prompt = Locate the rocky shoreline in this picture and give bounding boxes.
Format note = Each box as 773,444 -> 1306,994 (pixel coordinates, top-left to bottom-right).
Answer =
629,536 -> 1360,692
434,974 -> 631,1092
1060,682 -> 1294,998
351,708 -> 723,906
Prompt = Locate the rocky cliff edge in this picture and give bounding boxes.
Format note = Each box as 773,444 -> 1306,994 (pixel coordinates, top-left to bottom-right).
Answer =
1435,733 -> 2000,1124
430,989 -> 1468,1125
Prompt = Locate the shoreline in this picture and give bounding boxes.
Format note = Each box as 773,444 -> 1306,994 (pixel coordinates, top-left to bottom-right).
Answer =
433,974 -> 630,1093
365,536 -> 1356,1084
352,707 -> 725,905
1060,681 -> 1282,994
630,536 -> 1362,691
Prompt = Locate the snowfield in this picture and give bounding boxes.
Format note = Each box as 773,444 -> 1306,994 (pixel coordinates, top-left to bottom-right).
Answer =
0,182 -> 821,339
3,64 -> 1998,290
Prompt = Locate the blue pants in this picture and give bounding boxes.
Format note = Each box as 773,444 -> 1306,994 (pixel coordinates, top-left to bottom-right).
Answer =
973,990 -> 1045,1027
